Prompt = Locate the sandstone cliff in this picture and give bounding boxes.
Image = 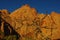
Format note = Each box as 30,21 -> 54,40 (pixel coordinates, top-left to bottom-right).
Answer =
0,4 -> 60,40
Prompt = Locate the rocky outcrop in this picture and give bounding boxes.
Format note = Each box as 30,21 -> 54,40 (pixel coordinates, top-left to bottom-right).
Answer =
0,9 -> 20,40
0,4 -> 60,40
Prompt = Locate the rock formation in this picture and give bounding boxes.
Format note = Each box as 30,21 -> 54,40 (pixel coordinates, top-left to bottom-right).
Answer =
0,4 -> 60,40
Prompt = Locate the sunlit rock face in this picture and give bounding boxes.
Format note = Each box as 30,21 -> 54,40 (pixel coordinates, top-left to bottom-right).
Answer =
0,4 -> 60,40
10,4 -> 37,20
50,12 -> 60,39
10,4 -> 38,36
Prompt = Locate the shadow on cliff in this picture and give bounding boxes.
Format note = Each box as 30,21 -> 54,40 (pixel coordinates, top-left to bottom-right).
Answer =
1,21 -> 21,40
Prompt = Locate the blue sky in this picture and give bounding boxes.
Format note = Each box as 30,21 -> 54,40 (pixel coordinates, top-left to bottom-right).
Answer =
0,0 -> 60,14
